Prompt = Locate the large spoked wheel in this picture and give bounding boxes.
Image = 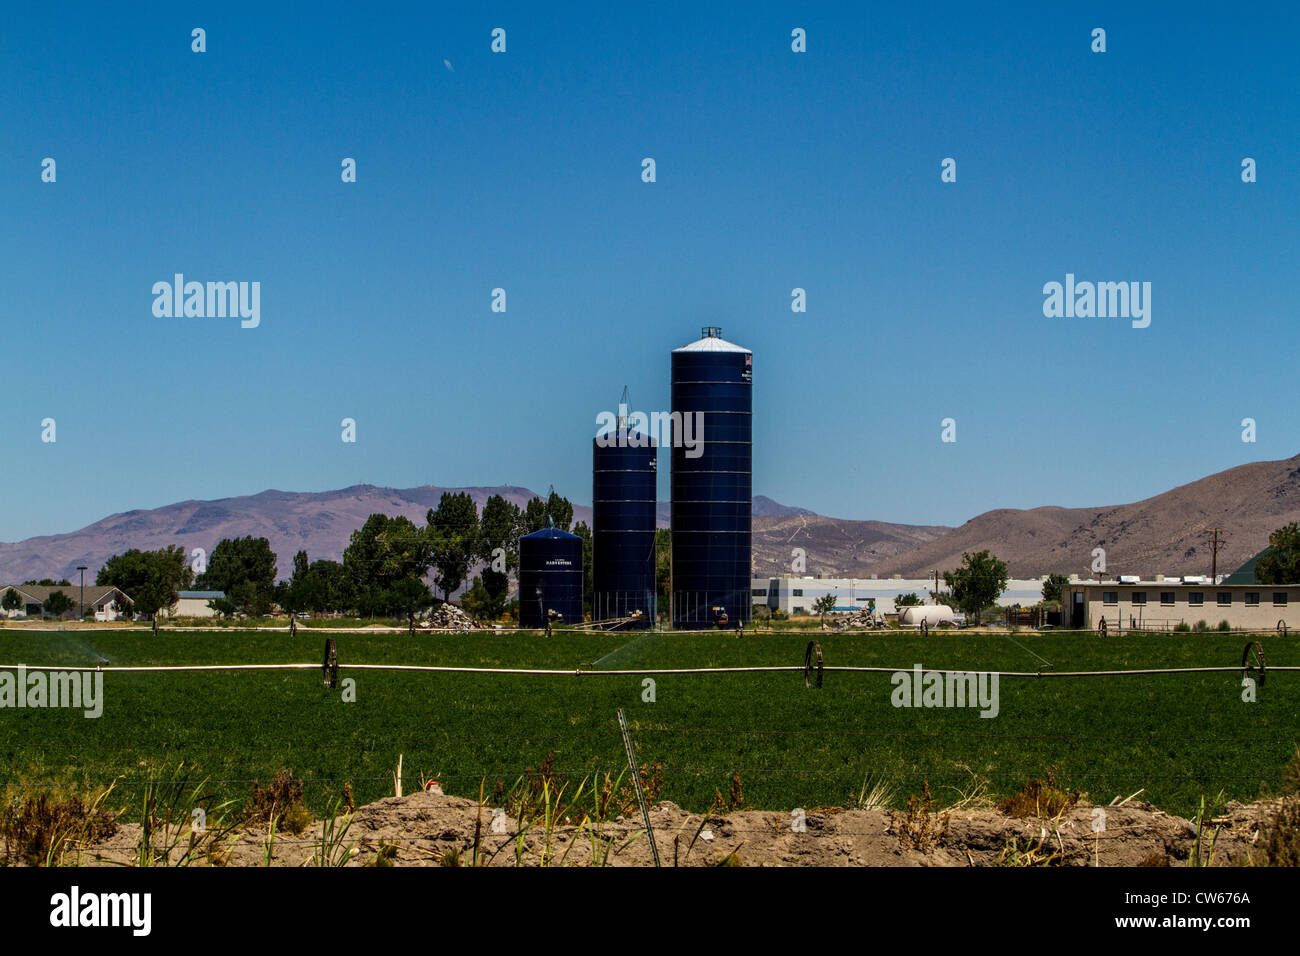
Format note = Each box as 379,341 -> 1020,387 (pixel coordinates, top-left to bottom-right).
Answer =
1242,640 -> 1266,688
804,640 -> 823,689
1098,619 -> 1108,636
323,637 -> 339,689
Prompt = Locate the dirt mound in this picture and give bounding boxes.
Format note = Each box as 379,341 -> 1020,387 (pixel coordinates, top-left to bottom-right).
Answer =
68,790 -> 1286,867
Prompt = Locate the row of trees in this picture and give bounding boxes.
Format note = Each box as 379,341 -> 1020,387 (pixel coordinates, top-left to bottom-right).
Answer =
320,490 -> 588,621
97,546 -> 194,618
73,520 -> 1300,624
88,491 -> 586,621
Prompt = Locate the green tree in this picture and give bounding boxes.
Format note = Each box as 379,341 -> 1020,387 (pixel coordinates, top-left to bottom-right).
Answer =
44,590 -> 74,618
387,577 -> 434,630
207,595 -> 239,618
342,514 -> 388,601
479,494 -> 521,607
344,514 -> 432,614
279,549 -> 311,614
1041,573 -> 1069,604
655,528 -> 671,621
574,521 -> 593,617
97,546 -> 193,619
895,592 -> 923,607
546,491 -> 573,532
299,559 -> 350,614
521,492 -> 574,534
461,576 -> 498,621
813,593 -> 838,627
1,589 -> 22,614
1256,523 -> 1300,585
427,492 -> 480,601
197,536 -> 279,616
943,551 -> 1010,625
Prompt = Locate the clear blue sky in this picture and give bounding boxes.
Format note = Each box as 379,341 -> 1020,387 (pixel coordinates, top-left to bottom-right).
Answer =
1,2 -> 1296,541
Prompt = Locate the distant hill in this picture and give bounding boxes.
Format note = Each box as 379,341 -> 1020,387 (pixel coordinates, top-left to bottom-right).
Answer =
2,455 -> 1293,585
751,496 -> 817,518
752,514 -> 952,577
864,454 -> 1300,579
0,488 -> 832,583
0,485 -> 545,585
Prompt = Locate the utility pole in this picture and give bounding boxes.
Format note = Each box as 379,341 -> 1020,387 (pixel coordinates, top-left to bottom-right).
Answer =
1208,528 -> 1229,583
77,565 -> 87,622
932,570 -> 940,605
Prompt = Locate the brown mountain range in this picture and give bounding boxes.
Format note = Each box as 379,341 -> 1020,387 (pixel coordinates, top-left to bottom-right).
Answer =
0,486 -> 830,585
751,514 -> 952,577
0,485 -> 545,586
0,454 -> 1293,586
862,454 -> 1300,579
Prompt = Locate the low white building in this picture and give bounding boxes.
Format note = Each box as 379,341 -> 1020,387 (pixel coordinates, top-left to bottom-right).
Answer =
0,584 -> 133,621
160,590 -> 227,618
1059,578 -> 1298,631
751,576 -> 1051,617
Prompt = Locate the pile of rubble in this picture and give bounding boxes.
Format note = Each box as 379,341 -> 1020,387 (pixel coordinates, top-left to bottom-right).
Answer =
828,609 -> 887,631
420,603 -> 488,631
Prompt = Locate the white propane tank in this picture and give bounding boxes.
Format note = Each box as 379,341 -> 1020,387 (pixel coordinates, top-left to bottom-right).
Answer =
899,605 -> 956,627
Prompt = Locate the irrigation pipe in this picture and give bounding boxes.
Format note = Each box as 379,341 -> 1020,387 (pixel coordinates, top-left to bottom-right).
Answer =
3,663 -> 1298,677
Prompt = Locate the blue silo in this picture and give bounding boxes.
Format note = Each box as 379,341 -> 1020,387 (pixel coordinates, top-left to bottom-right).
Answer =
592,390 -> 657,628
670,327 -> 752,629
518,527 -> 584,629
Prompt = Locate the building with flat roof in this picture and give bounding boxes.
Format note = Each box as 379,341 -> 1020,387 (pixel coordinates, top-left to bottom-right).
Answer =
751,576 -> 1050,617
1059,578 -> 1298,631
158,590 -> 227,618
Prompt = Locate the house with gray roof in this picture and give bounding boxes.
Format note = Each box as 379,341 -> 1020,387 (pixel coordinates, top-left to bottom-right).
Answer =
0,583 -> 133,621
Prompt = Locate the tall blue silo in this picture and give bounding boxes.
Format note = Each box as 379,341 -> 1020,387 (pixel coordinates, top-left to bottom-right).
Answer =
670,327 -> 752,629
518,527 -> 584,629
592,391 -> 657,628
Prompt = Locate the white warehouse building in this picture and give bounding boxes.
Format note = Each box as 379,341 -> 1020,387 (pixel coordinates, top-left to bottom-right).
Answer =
751,576 -> 1051,617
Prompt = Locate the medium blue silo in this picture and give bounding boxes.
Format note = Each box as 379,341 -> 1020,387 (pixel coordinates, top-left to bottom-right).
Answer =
592,395 -> 657,628
670,327 -> 752,629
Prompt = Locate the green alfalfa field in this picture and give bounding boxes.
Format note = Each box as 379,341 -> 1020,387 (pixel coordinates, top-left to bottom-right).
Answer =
0,627 -> 1296,820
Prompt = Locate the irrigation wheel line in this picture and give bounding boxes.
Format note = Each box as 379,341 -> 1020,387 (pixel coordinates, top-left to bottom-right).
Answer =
7,663 -> 1300,678
3,633 -> 1296,683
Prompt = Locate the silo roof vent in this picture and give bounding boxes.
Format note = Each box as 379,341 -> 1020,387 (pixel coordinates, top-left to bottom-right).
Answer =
674,329 -> 751,353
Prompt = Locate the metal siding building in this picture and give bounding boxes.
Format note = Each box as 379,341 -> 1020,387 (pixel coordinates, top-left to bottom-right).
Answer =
518,527 -> 584,628
670,327 -> 752,628
592,422 -> 657,628
752,577 -> 1053,616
